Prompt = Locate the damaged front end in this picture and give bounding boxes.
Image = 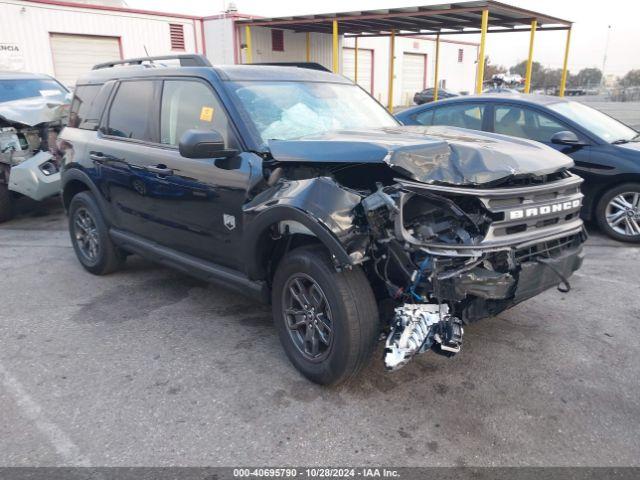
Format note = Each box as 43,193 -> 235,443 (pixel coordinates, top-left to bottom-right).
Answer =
360,175 -> 585,370
0,97 -> 67,205
259,127 -> 587,371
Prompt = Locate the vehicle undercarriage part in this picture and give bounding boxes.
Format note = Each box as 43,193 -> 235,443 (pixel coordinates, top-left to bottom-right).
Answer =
384,303 -> 463,371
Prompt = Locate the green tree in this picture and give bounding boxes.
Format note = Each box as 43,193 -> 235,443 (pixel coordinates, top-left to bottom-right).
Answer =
540,68 -> 564,89
621,69 -> 640,86
484,56 -> 506,80
572,68 -> 603,87
509,60 -> 544,79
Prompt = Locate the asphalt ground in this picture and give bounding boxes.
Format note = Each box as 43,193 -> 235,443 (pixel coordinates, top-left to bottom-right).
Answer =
1,196 -> 639,467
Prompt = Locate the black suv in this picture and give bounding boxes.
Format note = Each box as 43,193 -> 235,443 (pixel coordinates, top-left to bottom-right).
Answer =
60,55 -> 586,385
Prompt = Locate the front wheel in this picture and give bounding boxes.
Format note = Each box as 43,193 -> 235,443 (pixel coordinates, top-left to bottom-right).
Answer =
595,183 -> 640,243
272,246 -> 379,385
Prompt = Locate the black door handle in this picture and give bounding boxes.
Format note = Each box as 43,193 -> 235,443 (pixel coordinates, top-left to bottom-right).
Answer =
89,151 -> 107,161
145,164 -> 173,176
90,151 -> 119,163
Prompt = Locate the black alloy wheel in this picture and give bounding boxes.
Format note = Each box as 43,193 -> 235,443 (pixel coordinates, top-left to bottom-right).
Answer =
282,273 -> 334,362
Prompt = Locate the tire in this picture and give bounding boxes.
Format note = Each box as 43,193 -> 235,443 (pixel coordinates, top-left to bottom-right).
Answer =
272,245 -> 379,385
68,191 -> 125,274
0,183 -> 13,223
595,183 -> 640,243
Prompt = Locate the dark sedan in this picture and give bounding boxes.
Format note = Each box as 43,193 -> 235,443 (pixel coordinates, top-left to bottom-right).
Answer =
413,87 -> 458,105
396,95 -> 640,242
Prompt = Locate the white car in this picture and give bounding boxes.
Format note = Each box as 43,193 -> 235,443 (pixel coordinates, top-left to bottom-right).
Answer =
0,71 -> 70,221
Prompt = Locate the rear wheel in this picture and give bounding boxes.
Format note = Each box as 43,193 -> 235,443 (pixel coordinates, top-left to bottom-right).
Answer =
0,183 -> 13,223
272,246 -> 379,385
69,191 -> 125,274
595,183 -> 640,243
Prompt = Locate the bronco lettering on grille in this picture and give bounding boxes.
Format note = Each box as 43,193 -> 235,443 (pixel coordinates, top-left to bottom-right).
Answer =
508,199 -> 581,220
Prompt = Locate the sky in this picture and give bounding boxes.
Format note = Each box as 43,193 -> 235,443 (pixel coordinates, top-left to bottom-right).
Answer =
126,0 -> 640,77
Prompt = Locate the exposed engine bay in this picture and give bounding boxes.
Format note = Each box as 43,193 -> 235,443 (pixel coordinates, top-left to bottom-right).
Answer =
248,126 -> 587,371
0,97 -> 67,214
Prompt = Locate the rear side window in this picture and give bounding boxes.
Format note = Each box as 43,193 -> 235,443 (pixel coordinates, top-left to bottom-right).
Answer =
106,81 -> 156,142
69,84 -> 112,130
432,104 -> 485,130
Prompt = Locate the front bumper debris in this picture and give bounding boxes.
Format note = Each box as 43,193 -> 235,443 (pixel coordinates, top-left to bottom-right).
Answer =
8,151 -> 61,201
384,303 -> 463,371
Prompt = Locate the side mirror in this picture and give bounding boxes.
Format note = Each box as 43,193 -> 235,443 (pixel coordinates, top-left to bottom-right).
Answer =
178,129 -> 237,159
551,130 -> 584,146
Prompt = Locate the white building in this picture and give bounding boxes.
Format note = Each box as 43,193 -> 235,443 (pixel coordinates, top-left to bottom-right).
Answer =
0,0 -> 477,106
0,0 -> 204,86
342,36 -> 478,106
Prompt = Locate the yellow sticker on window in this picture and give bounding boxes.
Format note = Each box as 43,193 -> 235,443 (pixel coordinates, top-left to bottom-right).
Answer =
199,106 -> 214,122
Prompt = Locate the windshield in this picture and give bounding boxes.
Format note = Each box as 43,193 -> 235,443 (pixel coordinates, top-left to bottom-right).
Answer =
227,81 -> 398,145
0,79 -> 68,103
549,100 -> 638,143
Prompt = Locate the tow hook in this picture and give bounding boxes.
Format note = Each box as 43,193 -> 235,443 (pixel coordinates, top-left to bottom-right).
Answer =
384,303 -> 463,371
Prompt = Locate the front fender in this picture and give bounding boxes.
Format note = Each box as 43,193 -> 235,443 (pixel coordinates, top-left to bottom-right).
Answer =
242,177 -> 367,279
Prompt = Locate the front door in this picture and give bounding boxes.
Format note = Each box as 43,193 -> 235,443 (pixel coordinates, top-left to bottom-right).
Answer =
95,77 -> 255,269
491,103 -> 593,176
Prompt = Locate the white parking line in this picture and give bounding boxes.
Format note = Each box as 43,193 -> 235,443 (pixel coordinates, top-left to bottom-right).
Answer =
0,362 -> 91,466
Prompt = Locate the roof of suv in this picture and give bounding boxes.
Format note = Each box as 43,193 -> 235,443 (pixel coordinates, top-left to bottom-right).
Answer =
76,64 -> 350,85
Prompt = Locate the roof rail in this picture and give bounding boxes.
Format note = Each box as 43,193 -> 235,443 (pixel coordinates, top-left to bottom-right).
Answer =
251,62 -> 331,72
93,54 -> 212,70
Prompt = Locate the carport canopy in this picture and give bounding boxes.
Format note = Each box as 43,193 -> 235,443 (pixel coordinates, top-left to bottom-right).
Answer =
236,1 -> 573,110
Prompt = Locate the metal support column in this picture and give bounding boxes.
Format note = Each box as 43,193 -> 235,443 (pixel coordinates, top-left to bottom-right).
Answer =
332,20 -> 339,73
306,32 -> 311,62
388,29 -> 395,112
559,27 -> 572,97
524,19 -> 537,93
475,9 -> 489,94
245,25 -> 252,64
433,33 -> 441,101
354,37 -> 359,83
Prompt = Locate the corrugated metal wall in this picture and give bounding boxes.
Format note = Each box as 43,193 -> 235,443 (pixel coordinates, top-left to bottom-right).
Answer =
0,0 -> 200,79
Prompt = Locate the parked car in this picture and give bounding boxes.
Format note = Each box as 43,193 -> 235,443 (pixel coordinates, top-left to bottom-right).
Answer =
60,55 -> 585,385
482,86 -> 521,95
396,95 -> 640,242
0,71 -> 70,221
413,87 -> 458,104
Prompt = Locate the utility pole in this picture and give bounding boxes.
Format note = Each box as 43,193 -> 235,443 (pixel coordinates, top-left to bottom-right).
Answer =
601,25 -> 611,87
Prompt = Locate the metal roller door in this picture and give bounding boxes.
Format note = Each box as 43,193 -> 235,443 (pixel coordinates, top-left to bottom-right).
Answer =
50,33 -> 121,87
401,53 -> 427,105
342,47 -> 373,93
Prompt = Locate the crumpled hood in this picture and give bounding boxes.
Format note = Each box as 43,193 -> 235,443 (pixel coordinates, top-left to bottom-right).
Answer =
0,96 -> 68,127
268,125 -> 574,186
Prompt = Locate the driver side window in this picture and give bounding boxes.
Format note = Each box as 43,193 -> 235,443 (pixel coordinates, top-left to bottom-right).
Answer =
494,105 -> 567,143
160,80 -> 237,148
